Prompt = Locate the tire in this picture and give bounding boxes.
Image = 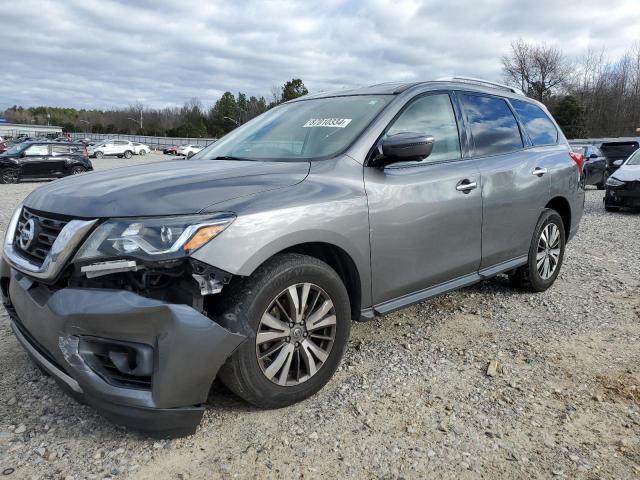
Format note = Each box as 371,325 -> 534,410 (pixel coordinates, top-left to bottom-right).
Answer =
139,149 -> 146,156
216,253 -> 351,408
509,209 -> 565,292
605,205 -> 620,212
0,167 -> 19,184
94,151 -> 104,159
597,171 -> 608,190
70,166 -> 86,175
124,150 -> 132,159
187,152 -> 194,159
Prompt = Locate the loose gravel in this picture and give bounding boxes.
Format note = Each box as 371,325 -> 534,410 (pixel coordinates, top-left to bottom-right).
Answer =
1,157 -> 639,479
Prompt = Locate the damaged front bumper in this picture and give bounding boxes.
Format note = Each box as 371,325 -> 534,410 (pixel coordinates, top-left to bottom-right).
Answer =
0,261 -> 245,437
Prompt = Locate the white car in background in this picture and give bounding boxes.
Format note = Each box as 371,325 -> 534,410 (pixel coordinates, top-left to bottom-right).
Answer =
177,144 -> 204,158
88,140 -> 136,159
132,142 -> 152,156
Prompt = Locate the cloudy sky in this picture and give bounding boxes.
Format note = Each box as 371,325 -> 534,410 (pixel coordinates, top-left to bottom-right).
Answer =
1,0 -> 638,110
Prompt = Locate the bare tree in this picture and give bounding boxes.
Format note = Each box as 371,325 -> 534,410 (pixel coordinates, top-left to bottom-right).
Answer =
502,40 -> 572,101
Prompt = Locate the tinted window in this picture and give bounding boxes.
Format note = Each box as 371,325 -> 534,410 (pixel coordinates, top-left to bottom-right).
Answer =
386,93 -> 461,163
460,94 -> 523,156
510,99 -> 557,146
600,141 -> 639,160
25,144 -> 49,156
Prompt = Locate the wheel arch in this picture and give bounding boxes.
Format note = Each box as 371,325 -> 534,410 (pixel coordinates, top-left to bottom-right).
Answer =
545,196 -> 571,241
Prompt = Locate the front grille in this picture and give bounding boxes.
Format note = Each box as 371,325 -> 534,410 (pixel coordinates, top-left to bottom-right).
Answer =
14,208 -> 69,266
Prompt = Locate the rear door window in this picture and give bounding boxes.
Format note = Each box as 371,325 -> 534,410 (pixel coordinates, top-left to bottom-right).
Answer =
510,99 -> 558,146
24,144 -> 50,156
51,145 -> 71,155
459,94 -> 523,157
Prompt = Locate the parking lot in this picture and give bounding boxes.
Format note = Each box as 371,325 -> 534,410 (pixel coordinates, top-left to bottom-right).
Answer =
0,155 -> 639,479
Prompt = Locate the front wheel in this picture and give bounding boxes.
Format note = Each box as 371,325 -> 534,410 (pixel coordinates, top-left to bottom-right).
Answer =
509,209 -> 565,292
94,151 -> 104,159
70,166 -> 86,175
216,253 -> 351,408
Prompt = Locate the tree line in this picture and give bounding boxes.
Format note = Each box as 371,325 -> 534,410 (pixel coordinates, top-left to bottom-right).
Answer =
502,40 -> 640,139
0,78 -> 308,139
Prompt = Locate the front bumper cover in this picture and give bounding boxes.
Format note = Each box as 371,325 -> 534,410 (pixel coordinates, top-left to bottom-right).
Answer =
1,264 -> 246,437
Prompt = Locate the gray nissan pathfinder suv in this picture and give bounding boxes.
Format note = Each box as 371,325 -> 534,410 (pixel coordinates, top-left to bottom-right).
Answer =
1,78 -> 584,436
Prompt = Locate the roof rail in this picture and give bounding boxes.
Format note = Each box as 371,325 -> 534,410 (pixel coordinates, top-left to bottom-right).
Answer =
436,76 -> 525,95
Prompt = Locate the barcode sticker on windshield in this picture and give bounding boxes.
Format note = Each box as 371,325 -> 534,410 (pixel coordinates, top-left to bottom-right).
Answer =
303,118 -> 352,128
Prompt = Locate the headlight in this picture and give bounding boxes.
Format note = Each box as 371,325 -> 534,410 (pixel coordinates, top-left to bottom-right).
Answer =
606,177 -> 625,187
74,214 -> 235,262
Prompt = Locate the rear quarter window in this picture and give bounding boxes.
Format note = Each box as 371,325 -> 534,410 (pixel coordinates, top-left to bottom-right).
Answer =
510,99 -> 558,146
459,94 -> 524,157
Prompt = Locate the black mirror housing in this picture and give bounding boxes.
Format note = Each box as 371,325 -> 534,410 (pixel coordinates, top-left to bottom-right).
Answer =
380,133 -> 434,164
589,153 -> 598,159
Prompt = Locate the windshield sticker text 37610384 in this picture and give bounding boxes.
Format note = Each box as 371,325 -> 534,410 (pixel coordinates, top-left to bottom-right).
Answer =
303,118 -> 352,128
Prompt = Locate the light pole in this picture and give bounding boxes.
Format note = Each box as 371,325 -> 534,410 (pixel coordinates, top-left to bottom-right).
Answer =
223,116 -> 239,126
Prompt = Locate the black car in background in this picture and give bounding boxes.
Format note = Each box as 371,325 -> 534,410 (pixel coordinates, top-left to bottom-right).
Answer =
604,149 -> 640,211
571,144 -> 607,188
0,141 -> 93,184
601,139 -> 639,175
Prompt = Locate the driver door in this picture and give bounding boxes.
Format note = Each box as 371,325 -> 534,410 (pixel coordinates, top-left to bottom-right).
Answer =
364,92 -> 482,309
21,144 -> 51,177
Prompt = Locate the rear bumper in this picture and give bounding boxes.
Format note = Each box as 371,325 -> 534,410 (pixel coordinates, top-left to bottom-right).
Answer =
1,263 -> 245,437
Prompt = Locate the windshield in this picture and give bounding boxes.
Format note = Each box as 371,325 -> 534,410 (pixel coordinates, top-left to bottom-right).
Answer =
197,95 -> 392,161
626,149 -> 640,166
3,143 -> 29,156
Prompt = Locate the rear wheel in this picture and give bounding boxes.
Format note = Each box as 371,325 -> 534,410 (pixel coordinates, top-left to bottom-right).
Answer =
597,171 -> 608,190
139,149 -> 146,156
0,168 -> 19,184
124,150 -> 133,159
509,209 -> 565,292
187,152 -> 194,159
70,166 -> 86,175
216,253 -> 351,408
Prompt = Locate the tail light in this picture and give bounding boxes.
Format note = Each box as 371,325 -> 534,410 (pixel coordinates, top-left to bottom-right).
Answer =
569,151 -> 585,174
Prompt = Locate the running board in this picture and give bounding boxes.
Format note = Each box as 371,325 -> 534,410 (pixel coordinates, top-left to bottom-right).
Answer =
370,255 -> 528,317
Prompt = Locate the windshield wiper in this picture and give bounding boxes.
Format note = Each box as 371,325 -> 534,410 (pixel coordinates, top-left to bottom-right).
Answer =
213,155 -> 252,161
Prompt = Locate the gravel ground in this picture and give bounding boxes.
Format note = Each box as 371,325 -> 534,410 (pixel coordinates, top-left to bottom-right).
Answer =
0,157 -> 639,479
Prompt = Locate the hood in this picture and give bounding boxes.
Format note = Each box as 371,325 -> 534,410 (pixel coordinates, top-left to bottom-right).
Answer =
23,159 -> 310,218
612,165 -> 640,182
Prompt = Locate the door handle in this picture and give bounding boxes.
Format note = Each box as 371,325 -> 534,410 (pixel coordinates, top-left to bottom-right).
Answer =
456,180 -> 477,192
532,167 -> 548,176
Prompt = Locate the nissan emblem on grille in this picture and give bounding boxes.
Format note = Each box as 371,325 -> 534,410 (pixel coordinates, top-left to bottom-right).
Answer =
18,218 -> 37,251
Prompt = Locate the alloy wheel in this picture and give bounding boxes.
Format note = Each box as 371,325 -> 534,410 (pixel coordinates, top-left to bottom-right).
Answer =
256,283 -> 337,386
536,223 -> 560,280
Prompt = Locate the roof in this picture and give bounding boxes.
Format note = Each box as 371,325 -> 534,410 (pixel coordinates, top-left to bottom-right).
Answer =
296,78 -> 530,102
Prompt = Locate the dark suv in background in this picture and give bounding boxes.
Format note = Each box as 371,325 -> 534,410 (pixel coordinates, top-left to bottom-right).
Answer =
0,141 -> 93,184
1,77 -> 584,436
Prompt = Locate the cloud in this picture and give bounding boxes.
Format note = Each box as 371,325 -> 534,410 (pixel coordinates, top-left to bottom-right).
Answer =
0,0 -> 638,109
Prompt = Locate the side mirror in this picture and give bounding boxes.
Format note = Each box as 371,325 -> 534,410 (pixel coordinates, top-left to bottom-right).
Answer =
613,159 -> 624,167
377,133 -> 434,165
589,153 -> 598,159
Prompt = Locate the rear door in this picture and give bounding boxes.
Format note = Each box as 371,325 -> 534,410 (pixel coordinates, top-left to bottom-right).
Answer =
48,144 -> 72,175
458,93 -> 555,269
365,91 -> 483,307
